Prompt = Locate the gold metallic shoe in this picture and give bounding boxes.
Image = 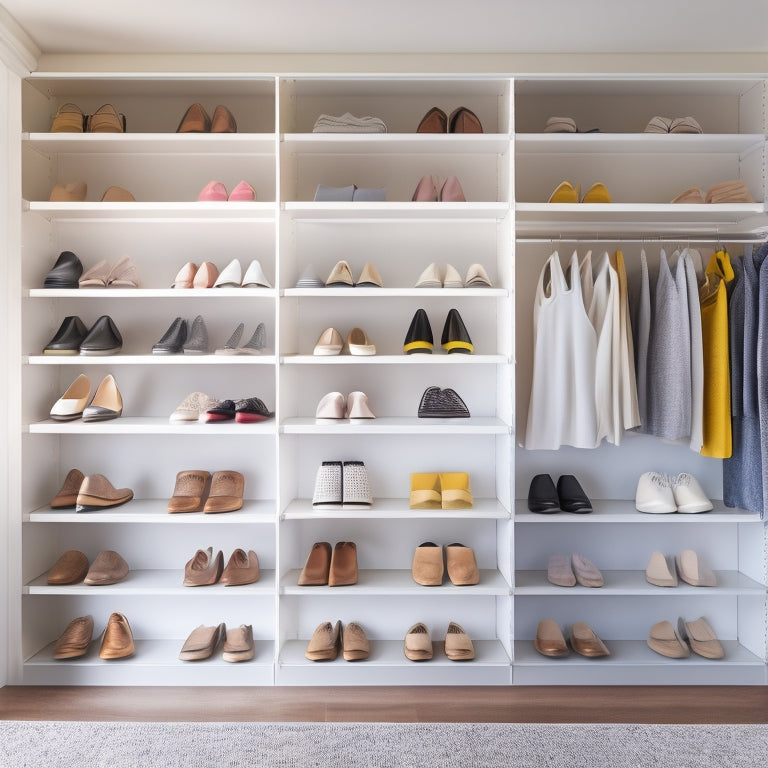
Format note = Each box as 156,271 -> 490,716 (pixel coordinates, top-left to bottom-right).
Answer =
534,619 -> 569,657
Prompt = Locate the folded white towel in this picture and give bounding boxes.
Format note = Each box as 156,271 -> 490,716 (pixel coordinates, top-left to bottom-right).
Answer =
313,112 -> 387,133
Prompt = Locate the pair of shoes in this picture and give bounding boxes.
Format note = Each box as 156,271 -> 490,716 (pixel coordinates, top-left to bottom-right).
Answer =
177,103 -> 237,133
214,323 -> 270,355
51,103 -> 126,133
547,554 -> 604,588
78,255 -> 139,288
644,115 -> 702,134
412,542 -> 478,586
671,180 -> 754,204
313,185 -> 386,202
548,181 -> 612,203
543,116 -> 599,133
316,391 -> 375,419
417,386 -> 470,418
305,620 -> 370,661
49,183 -> 136,202
415,263 -> 492,289
198,180 -> 256,201
47,549 -> 129,585
417,106 -> 482,133
183,546 -> 259,586
172,259 -> 272,289
404,308 -> 473,354
169,392 -> 218,422
312,461 -> 372,508
404,622 -> 474,661
635,472 -> 713,514
410,472 -> 472,509
50,469 -> 133,512
298,541 -> 358,586
314,327 -> 375,356
535,619 -> 609,658
168,470 -> 244,513
325,260 -> 383,287
201,397 -> 273,423
153,315 -> 208,354
53,613 -> 134,660
44,316 -> 122,356
646,549 -> 717,588
527,474 -> 592,514
412,174 -> 465,202
179,622 -> 254,663
49,374 -> 123,422
648,617 -> 724,659
43,251 -> 83,288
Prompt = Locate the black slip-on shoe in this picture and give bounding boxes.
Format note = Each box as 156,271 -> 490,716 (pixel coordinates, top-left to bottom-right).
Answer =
79,315 -> 123,356
417,386 -> 470,418
404,308 -> 433,354
441,308 -> 474,354
557,474 -> 593,513
43,251 -> 83,289
234,396 -> 274,423
152,317 -> 188,354
527,474 -> 560,514
43,316 -> 88,355
202,399 -> 236,422
183,315 -> 209,355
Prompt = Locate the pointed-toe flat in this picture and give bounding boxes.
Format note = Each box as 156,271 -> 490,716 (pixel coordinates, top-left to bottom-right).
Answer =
326,260 -> 354,287
78,259 -> 110,288
346,391 -> 375,419
50,373 -> 91,421
557,474 -> 592,513
214,323 -> 244,355
547,554 -> 576,587
415,263 -> 442,288
47,550 -> 89,585
328,540 -> 358,586
443,264 -> 464,289
241,260 -> 272,288
228,180 -> 256,200
222,625 -> 255,663
465,263 -> 492,287
527,474 -> 560,513
213,258 -> 243,287
678,616 -> 724,659
172,262 -> 198,289
645,551 -> 678,588
211,104 -> 237,133
449,107 -> 483,133
43,315 -> 88,355
305,620 -> 341,661
417,107 -> 447,133
316,392 -> 346,419
75,473 -> 133,512
152,317 -> 188,354
198,181 -> 228,201
179,623 -> 226,661
441,308 -> 473,353
193,261 -> 219,288
356,262 -> 383,287
79,315 -> 123,356
313,327 -> 343,355
346,327 -> 376,355
647,620 -> 690,659
404,308 -> 433,354
411,174 -> 440,202
82,374 -> 123,422
53,615 -> 94,659
177,103 -> 211,133
439,176 -> 466,202
99,612 -> 135,660
43,251 -> 83,289
183,315 -> 209,354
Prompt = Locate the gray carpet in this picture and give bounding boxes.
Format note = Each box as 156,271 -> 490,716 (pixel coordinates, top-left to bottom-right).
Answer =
2,720 -> 767,768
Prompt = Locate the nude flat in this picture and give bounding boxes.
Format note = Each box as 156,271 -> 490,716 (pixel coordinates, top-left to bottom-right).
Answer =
581,182 -> 611,203
211,105 -> 237,134
647,620 -> 690,659
445,543 -> 479,585
443,264 -> 464,288
547,554 -> 576,587
241,259 -> 272,288
213,258 -> 243,287
325,260 -> 354,287
172,262 -> 198,288
411,542 -> 444,586
106,255 -> 139,287
357,262 -> 383,287
202,470 -> 244,514
82,374 -> 122,422
167,470 -> 211,513
49,373 -> 91,421
448,107 -> 483,134
50,181 -> 87,202
415,263 -> 442,288
222,625 -> 255,663
444,621 -> 475,661
346,391 -> 375,419
347,327 -> 376,355
228,181 -> 256,201
315,391 -> 346,419
464,263 -> 492,287
678,616 -> 725,659
417,107 -> 447,133
534,619 -> 569,657
412,174 -> 440,202
409,473 -> 441,510
78,259 -> 110,288
177,103 -> 212,133
404,622 -> 433,661
193,262 -> 219,288
439,176 -> 466,202
571,553 -> 604,588
677,549 -> 717,587
570,621 -> 610,657
645,551 -> 678,587
313,327 -> 343,355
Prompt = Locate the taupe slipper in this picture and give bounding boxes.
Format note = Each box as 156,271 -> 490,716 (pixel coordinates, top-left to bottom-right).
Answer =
83,550 -> 129,585
202,470 -> 244,513
47,550 -> 89,585
444,621 -> 475,661
167,470 -> 211,513
179,622 -> 226,661
547,554 -> 576,587
572,553 -> 604,588
404,622 -> 433,661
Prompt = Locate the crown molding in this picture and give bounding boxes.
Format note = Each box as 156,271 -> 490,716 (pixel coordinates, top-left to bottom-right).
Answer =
0,5 -> 40,75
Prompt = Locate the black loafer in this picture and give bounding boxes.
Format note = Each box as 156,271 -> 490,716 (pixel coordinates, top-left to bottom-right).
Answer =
43,316 -> 88,355
441,308 -> 473,354
152,317 -> 187,354
557,474 -> 593,513
43,251 -> 83,289
404,308 -> 433,354
79,315 -> 123,356
527,474 -> 560,513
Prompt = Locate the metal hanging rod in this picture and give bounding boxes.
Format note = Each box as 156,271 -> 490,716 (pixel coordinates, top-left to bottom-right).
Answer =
517,235 -> 768,244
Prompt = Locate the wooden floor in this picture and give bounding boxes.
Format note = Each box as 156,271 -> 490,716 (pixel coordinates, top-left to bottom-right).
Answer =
1,685 -> 768,723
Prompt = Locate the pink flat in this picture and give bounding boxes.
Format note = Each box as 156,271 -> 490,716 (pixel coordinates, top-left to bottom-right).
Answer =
228,181 -> 256,201
198,181 -> 228,201
440,176 -> 466,202
193,262 -> 219,288
412,174 -> 440,202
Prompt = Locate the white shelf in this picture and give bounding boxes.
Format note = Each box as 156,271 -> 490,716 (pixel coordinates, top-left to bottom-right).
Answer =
283,201 -> 510,220
281,354 -> 506,365
28,354 -> 276,366
280,417 -> 509,434
282,287 -> 507,298
28,417 -> 277,435
514,570 -> 766,595
514,499 -> 762,523
26,499 -> 276,523
282,133 -> 511,154
281,498 -> 510,519
29,288 -> 277,299
25,200 -> 276,220
280,568 -> 510,595
24,133 -> 276,154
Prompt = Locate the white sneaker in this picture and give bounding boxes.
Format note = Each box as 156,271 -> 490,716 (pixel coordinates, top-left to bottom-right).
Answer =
213,258 -> 243,287
671,473 -> 713,513
242,259 -> 272,288
635,472 -> 676,513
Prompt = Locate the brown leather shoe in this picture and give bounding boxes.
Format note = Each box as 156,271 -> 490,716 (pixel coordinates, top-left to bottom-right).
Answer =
328,541 -> 358,586
51,103 -> 86,133
99,612 -> 135,659
47,550 -> 89,585
297,542 -> 332,586
404,622 -> 433,661
220,548 -> 259,586
83,550 -> 130,585
342,621 -> 370,661
86,104 -> 126,133
167,470 -> 211,513
417,106 -> 447,133
50,468 -> 84,508
177,103 -> 211,132
202,470 -> 244,514
222,624 -> 254,662
211,105 -> 237,133
570,621 -> 610,657
183,546 -> 224,586
445,543 -> 480,586
534,619 -> 569,657
448,106 -> 483,133
444,621 -> 475,661
179,622 -> 225,661
53,615 -> 94,659
305,620 -> 341,661
75,474 -> 133,513
411,542 -> 444,586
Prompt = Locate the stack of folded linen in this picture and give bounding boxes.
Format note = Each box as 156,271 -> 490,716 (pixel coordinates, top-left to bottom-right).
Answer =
312,112 -> 387,133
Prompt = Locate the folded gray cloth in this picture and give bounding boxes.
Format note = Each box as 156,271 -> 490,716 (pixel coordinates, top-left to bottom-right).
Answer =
312,112 -> 387,133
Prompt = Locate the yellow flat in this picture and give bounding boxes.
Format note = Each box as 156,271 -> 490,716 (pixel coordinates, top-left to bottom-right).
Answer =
581,182 -> 612,203
409,472 -> 441,509
440,472 -> 473,509
547,180 -> 580,203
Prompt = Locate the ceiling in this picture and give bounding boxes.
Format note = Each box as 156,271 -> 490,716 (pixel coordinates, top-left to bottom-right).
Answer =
2,0 -> 768,57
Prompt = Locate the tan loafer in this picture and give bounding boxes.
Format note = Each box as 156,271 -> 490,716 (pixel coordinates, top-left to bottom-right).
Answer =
445,543 -> 479,585
99,612 -> 135,660
179,622 -> 225,661
404,622 -> 433,661
328,541 -> 358,587
86,104 -> 126,133
298,541 -> 332,586
53,615 -> 94,659
342,621 -> 370,661
305,620 -> 341,661
444,621 -> 475,661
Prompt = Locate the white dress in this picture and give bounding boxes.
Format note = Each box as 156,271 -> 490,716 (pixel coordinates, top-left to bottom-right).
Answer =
525,251 -> 598,450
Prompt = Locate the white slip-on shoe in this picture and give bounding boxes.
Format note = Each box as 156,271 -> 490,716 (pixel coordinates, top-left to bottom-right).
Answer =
677,549 -> 717,587
315,392 -> 345,419
170,392 -> 218,422
313,327 -> 343,355
241,259 -> 272,288
671,473 -> 713,513
213,258 -> 243,288
645,551 -> 678,587
635,471 -> 676,513
443,264 -> 464,289
346,327 -> 376,355
415,262 -> 442,288
346,391 -> 375,419
50,373 -> 91,421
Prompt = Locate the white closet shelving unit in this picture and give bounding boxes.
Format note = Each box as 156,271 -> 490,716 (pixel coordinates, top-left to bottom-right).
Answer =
9,71 -> 768,686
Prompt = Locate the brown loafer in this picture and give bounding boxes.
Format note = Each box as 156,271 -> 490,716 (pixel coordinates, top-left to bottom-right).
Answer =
50,468 -> 85,508
202,470 -> 244,514
305,620 -> 341,661
222,624 -> 254,662
167,470 -> 211,514
534,619 -> 569,658
83,550 -> 130,586
75,473 -> 133,513
297,541 -> 332,586
53,615 -> 94,659
417,106 -> 447,133
211,105 -> 237,133
179,622 -> 226,661
570,621 -> 610,657
51,103 -> 86,133
444,621 -> 475,661
445,543 -> 479,585
448,106 -> 483,133
404,622 -> 433,661
342,621 -> 370,661
47,550 -> 89,585
86,104 -> 126,133
220,548 -> 260,586
177,103 -> 211,133
183,546 -> 224,587
411,542 -> 444,586
328,541 -> 358,586
99,612 -> 135,660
